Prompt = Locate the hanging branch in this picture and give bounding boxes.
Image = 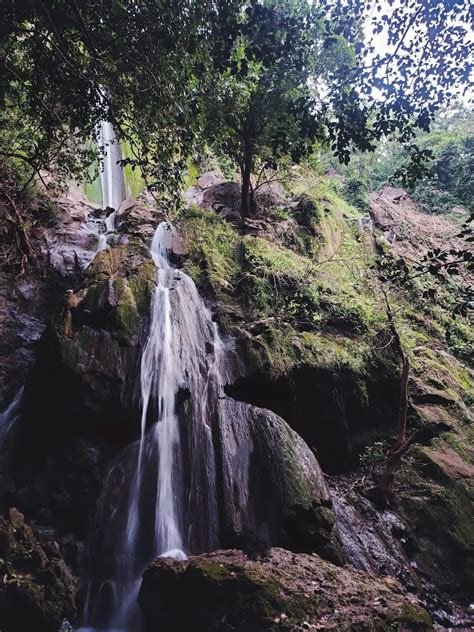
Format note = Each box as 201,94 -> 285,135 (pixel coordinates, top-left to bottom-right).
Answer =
2,189 -> 36,266
365,287 -> 412,508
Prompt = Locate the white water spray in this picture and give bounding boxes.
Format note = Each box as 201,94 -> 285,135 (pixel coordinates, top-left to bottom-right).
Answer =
95,122 -> 126,253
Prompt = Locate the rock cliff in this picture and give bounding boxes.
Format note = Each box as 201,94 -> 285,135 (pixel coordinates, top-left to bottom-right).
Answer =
0,175 -> 472,630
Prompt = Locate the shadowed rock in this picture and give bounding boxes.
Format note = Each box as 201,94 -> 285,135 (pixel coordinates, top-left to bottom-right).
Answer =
0,508 -> 76,632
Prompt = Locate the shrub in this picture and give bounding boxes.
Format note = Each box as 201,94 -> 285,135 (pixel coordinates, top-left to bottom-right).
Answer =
341,176 -> 370,212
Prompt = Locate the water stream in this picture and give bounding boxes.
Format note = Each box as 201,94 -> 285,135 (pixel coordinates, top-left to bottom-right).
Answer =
82,221 -> 224,630
96,122 -> 126,253
98,122 -> 126,213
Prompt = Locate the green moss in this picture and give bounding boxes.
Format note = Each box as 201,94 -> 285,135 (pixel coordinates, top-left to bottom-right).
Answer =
178,206 -> 240,296
439,430 -> 474,462
243,236 -> 310,277
184,157 -> 199,189
193,560 -> 290,622
240,574 -> 288,619
128,261 -> 156,313
411,345 -> 473,408
388,603 -> 433,629
113,278 -> 139,335
85,247 -> 125,280
396,453 -> 474,590
194,559 -> 233,583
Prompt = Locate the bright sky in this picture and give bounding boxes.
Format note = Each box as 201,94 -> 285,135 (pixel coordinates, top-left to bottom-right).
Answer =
364,0 -> 473,104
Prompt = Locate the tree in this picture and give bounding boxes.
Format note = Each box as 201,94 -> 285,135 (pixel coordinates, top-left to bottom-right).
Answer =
321,0 -> 473,180
202,0 -> 327,216
365,288 -> 412,507
0,0 -> 238,196
204,0 -> 472,218
1,0 -> 472,209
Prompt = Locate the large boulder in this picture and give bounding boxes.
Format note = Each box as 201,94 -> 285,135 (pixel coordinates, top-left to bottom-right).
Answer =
202,182 -> 242,216
0,508 -> 76,632
116,198 -> 162,241
138,548 -> 433,632
202,181 -> 287,219
41,194 -> 104,276
23,242 -> 156,438
0,191 -> 104,407
216,400 -> 342,562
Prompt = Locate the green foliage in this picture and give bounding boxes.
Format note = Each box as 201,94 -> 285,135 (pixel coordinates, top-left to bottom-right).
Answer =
178,206 -> 240,296
341,176 -> 370,213
204,0 -> 328,214
122,141 -> 146,198
1,0 -> 239,197
328,106 -> 473,216
35,194 -> 59,227
359,441 -> 390,475
2,0 -> 472,206
272,207 -> 291,221
291,194 -> 323,233
411,182 -> 461,216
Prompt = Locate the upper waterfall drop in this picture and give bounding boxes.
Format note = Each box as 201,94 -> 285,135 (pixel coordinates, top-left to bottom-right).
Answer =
98,121 -> 126,223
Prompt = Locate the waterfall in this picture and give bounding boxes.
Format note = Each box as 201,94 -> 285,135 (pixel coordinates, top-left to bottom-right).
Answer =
0,387 -> 24,445
127,223 -> 187,560
0,388 -> 24,496
95,122 -> 126,253
82,221 -> 223,630
98,121 -> 126,213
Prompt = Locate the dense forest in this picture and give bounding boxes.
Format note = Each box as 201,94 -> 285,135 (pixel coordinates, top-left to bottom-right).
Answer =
0,2 -> 472,631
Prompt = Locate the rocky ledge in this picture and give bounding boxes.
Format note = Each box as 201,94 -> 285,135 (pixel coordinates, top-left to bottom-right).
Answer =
0,508 -> 76,632
138,548 -> 433,631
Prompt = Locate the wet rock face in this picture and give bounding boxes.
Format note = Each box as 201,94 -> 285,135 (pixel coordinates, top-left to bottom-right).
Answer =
0,508 -> 76,632
394,440 -> 474,597
226,365 -> 400,474
138,548 -> 433,632
41,194 -> 104,277
0,191 -> 105,406
0,272 -> 50,406
115,198 -> 163,241
332,482 -> 474,627
216,400 -> 342,562
10,240 -> 157,537
23,242 -> 156,443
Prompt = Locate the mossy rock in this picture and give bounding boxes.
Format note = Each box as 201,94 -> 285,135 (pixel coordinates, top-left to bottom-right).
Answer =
395,433 -> 474,593
138,548 -> 433,631
0,509 -> 77,632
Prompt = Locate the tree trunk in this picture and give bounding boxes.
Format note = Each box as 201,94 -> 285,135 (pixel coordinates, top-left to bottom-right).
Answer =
366,289 -> 412,508
241,160 -> 252,218
249,180 -> 257,215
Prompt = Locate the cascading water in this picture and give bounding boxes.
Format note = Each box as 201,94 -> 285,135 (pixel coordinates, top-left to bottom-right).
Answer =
82,221 -> 224,630
0,387 -> 24,445
96,122 -> 126,252
98,121 -> 126,214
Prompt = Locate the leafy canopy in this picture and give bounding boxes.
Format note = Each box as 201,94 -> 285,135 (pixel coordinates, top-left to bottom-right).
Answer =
0,0 -> 472,205
0,0 -> 238,196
